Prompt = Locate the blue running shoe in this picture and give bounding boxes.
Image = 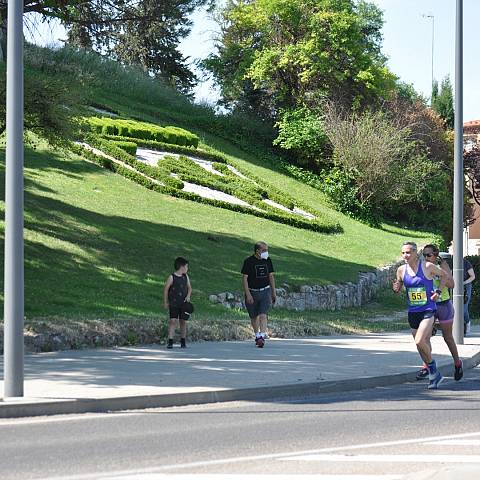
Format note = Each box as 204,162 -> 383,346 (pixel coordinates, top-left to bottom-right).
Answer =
428,371 -> 444,389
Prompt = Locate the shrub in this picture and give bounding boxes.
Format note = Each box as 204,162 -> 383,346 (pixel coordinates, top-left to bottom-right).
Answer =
86,117 -> 199,148
75,141 -> 341,234
101,135 -> 228,163
112,140 -> 137,156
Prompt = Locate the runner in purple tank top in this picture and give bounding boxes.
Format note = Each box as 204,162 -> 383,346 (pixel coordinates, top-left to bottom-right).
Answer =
392,241 -> 452,389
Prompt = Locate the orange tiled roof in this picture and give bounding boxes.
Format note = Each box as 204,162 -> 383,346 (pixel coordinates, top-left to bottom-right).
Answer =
464,120 -> 480,127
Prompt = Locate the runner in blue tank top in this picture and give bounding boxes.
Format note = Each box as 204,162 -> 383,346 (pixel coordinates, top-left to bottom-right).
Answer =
393,241 -> 451,389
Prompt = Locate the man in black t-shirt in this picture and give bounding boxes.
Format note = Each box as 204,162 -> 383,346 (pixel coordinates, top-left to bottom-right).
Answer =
241,241 -> 276,348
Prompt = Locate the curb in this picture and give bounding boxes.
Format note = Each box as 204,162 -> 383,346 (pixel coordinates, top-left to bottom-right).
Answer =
2,350 -> 480,419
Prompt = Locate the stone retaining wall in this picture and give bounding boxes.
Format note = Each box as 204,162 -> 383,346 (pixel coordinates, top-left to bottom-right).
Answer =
209,261 -> 402,311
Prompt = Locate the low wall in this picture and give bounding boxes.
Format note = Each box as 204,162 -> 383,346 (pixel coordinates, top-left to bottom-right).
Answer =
209,261 -> 402,311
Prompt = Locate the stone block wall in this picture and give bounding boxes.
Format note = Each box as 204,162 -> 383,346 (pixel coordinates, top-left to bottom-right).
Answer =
209,261 -> 402,311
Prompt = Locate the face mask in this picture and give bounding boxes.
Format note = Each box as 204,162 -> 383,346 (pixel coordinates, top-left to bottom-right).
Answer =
260,251 -> 269,260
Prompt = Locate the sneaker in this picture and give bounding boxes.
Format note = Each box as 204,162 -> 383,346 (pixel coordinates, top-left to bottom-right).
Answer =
180,338 -> 186,348
428,371 -> 444,389
415,367 -> 429,380
256,336 -> 265,348
454,361 -> 464,381
167,339 -> 173,349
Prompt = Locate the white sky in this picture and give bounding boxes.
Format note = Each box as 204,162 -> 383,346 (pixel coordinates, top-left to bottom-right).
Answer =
25,0 -> 480,121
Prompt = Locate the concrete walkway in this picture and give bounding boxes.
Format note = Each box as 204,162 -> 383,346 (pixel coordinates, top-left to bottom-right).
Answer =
1,327 -> 480,418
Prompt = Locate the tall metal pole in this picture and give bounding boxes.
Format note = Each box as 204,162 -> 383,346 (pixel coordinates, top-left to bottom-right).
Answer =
430,15 -> 435,96
422,14 -> 435,101
4,0 -> 25,398
453,0 -> 464,345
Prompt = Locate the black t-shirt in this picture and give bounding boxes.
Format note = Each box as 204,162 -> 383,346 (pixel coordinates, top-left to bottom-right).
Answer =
241,255 -> 274,289
464,259 -> 473,282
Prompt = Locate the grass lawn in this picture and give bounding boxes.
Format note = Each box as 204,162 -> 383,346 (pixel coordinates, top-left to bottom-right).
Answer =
0,139 -> 426,329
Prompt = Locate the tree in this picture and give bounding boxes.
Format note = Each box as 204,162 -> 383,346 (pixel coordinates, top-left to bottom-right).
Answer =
431,76 -> 454,130
202,0 -> 396,118
0,1 -> 211,94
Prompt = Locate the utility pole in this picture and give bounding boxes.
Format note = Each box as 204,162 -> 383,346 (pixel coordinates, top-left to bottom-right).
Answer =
453,0 -> 464,345
3,0 -> 25,398
422,13 -> 435,101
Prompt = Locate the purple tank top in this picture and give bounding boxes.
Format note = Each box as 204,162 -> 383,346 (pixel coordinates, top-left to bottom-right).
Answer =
403,261 -> 436,312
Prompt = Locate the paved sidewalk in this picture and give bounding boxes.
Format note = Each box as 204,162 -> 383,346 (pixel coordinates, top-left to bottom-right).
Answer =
1,327 -> 480,418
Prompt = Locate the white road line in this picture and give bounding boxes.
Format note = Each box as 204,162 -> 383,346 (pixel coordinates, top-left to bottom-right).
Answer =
36,430 -> 480,480
280,454 -> 480,463
98,475 -> 403,480
424,439 -> 480,446
0,412 -> 137,427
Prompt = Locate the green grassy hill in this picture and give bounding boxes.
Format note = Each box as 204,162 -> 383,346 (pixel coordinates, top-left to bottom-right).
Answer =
0,45 -> 434,337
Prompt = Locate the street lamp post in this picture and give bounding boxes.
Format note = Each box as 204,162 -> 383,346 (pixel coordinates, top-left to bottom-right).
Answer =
422,13 -> 435,101
3,0 -> 25,398
453,0 -> 464,345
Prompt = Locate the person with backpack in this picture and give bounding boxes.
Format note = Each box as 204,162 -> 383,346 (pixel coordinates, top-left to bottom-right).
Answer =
163,257 -> 192,349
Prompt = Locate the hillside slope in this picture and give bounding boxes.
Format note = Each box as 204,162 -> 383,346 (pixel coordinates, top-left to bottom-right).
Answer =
0,46 -> 434,325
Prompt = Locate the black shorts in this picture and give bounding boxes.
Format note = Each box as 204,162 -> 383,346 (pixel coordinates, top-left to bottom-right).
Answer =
169,306 -> 188,321
408,310 -> 435,330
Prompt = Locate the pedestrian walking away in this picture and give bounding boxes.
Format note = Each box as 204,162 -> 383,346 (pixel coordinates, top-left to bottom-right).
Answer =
463,257 -> 475,335
414,244 -> 463,382
163,257 -> 192,349
393,241 -> 450,389
241,241 -> 277,347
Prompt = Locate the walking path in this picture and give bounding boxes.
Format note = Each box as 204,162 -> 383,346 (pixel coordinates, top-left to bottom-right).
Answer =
1,327 -> 480,418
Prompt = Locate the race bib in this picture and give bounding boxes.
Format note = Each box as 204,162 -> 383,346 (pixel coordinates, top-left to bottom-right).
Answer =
408,287 -> 427,306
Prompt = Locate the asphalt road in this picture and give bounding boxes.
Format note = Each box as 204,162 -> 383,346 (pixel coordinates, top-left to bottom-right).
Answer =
1,367 -> 480,480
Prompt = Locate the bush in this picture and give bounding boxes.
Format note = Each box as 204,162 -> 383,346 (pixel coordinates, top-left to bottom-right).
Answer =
75,140 -> 341,234
112,140 -> 138,156
86,117 -> 199,148
102,135 -> 227,163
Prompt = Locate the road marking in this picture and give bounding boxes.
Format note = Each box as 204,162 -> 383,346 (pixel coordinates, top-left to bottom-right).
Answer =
0,412 -> 137,427
424,439 -> 480,446
280,454 -> 480,463
37,430 -> 480,480
98,475 -> 403,480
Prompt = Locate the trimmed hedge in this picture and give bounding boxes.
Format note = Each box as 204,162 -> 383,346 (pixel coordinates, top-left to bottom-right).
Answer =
87,117 -> 199,147
101,134 -> 229,163
73,142 -> 341,234
84,135 -> 183,190
112,140 -> 137,156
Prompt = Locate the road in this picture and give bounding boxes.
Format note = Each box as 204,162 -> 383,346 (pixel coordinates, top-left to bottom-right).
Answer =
1,367 -> 480,480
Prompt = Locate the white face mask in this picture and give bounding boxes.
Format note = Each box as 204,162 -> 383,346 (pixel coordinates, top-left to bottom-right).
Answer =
260,251 -> 269,260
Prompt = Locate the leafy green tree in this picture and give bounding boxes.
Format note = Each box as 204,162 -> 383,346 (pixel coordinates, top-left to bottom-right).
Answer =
431,76 -> 454,130
203,0 -> 396,118
0,1 -> 210,94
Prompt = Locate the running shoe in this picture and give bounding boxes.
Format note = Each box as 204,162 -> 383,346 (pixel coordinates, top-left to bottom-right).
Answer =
428,371 -> 444,389
180,338 -> 187,348
167,339 -> 173,349
256,336 -> 265,348
415,367 -> 429,380
454,361 -> 464,381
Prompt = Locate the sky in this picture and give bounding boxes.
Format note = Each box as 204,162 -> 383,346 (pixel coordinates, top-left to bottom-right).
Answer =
25,0 -> 480,121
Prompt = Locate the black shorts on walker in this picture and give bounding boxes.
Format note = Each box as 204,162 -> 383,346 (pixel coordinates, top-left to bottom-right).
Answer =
408,310 -> 435,330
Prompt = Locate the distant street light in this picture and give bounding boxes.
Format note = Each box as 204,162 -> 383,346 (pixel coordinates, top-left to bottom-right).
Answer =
422,13 -> 435,102
3,0 -> 25,398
